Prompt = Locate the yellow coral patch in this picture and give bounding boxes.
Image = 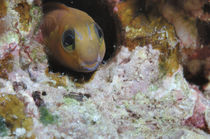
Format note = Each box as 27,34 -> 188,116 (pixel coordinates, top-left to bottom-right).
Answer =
0,94 -> 33,134
0,54 -> 14,79
15,2 -> 31,31
45,69 -> 67,87
117,0 -> 180,75
0,0 -> 7,18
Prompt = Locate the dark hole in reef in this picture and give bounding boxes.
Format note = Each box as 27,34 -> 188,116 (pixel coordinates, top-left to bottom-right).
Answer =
203,2 -> 210,13
197,20 -> 210,45
42,0 -> 122,83
183,63 -> 208,91
42,91 -> 47,96
181,20 -> 210,90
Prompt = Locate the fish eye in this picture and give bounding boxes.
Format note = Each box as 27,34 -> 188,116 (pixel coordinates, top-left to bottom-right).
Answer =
62,29 -> 75,52
94,23 -> 104,40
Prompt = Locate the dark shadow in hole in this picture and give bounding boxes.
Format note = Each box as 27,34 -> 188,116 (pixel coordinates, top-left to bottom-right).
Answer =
182,20 -> 210,90
47,56 -> 95,83
183,65 -> 208,91
42,0 -> 122,83
203,2 -> 210,13
197,19 -> 210,45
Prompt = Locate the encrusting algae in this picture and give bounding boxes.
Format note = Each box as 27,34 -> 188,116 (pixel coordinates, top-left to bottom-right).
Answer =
0,0 -> 7,35
0,0 -> 7,18
45,68 -> 67,87
15,2 -> 32,31
117,0 -> 180,75
39,106 -> 58,125
0,54 -> 14,79
0,94 -> 33,136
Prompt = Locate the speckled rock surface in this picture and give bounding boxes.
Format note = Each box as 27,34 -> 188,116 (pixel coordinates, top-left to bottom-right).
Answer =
0,0 -> 209,138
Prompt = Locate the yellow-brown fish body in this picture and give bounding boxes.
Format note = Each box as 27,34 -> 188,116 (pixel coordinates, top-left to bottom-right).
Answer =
41,3 -> 105,72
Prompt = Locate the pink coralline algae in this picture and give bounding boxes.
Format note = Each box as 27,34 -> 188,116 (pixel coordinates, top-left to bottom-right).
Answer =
108,0 -> 121,12
185,86 -> 208,130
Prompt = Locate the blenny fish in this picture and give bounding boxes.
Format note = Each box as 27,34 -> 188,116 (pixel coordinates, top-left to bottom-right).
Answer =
41,3 -> 106,72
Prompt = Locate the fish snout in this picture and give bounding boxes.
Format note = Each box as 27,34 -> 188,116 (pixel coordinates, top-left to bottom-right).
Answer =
79,54 -> 102,72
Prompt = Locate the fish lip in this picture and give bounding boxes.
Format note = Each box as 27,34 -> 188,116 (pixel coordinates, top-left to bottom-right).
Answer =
80,55 -> 101,72
81,61 -> 100,72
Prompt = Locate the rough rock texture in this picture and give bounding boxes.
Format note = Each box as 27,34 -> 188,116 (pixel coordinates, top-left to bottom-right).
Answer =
0,0 -> 209,138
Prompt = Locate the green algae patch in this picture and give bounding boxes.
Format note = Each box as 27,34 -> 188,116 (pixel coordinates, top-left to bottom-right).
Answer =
148,85 -> 159,92
0,116 -> 9,137
0,94 -> 33,134
39,106 -> 58,125
30,47 -> 47,63
64,97 -> 80,106
30,5 -> 43,33
0,31 -> 19,46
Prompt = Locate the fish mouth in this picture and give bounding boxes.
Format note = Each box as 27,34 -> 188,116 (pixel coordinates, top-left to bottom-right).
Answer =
80,55 -> 102,72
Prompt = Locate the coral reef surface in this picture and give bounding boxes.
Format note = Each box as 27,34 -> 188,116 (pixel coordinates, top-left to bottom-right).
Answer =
0,0 -> 209,138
